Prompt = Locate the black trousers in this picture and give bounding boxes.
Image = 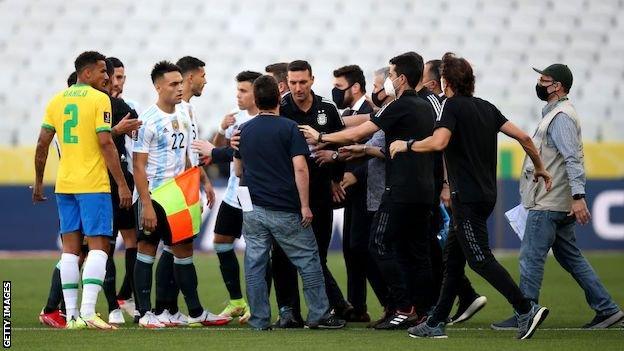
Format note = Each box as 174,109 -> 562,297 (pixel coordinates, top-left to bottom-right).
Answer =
369,195 -> 434,313
272,203 -> 345,316
343,201 -> 389,312
431,198 -> 529,323
429,206 -> 478,304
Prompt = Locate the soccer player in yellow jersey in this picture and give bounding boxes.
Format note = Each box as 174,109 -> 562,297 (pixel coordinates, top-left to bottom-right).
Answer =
33,51 -> 132,330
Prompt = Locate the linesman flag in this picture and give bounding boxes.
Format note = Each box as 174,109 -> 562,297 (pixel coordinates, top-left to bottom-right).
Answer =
151,166 -> 201,244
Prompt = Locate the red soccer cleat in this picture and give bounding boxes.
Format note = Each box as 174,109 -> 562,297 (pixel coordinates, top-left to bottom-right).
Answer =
39,308 -> 67,329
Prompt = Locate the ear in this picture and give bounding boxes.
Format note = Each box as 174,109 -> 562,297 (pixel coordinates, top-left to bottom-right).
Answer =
351,82 -> 360,93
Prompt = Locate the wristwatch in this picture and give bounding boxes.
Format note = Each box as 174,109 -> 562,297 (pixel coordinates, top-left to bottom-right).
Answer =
406,139 -> 416,152
318,132 -> 325,143
331,151 -> 339,160
572,193 -> 585,200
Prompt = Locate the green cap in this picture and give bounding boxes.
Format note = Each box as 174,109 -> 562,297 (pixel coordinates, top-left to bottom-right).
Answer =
533,64 -> 573,91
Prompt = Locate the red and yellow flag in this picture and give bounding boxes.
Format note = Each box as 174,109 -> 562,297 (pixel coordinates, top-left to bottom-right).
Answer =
151,167 -> 201,244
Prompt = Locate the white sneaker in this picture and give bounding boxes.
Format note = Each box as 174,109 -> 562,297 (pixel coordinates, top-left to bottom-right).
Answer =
108,309 -> 125,325
117,298 -> 136,316
169,311 -> 189,326
187,310 -> 231,327
139,311 -> 166,329
155,309 -> 188,327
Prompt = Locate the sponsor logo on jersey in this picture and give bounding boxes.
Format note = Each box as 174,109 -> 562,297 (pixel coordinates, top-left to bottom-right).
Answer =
103,112 -> 111,123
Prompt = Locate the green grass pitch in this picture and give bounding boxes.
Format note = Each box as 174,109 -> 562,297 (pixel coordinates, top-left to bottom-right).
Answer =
2,252 -> 623,350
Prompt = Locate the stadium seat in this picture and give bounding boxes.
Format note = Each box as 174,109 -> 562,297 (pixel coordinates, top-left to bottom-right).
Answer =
1,0 -> 622,143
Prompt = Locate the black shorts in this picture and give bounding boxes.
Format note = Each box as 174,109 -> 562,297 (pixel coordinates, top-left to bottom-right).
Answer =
214,201 -> 243,238
110,166 -> 136,234
135,200 -> 193,247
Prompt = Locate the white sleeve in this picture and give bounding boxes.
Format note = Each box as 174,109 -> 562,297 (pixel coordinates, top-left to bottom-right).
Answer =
133,120 -> 154,153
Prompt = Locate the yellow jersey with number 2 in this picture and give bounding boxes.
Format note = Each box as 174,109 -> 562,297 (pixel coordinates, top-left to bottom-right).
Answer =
41,83 -> 112,193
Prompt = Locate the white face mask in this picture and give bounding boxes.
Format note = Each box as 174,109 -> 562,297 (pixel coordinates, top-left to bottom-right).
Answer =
383,77 -> 398,97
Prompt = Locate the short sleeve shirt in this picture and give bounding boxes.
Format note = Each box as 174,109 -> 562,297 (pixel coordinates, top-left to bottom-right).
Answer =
42,83 -> 112,193
435,96 -> 508,203
235,115 -> 310,212
370,90 -> 435,204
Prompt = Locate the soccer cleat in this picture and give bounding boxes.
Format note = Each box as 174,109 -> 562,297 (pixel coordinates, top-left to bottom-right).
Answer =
169,311 -> 189,326
139,311 -> 166,329
108,308 -> 125,325
83,313 -> 118,330
583,310 -> 624,329
407,317 -> 448,339
155,309 -> 188,327
65,316 -> 87,330
306,315 -> 346,329
218,299 -> 248,318
238,308 -> 251,325
490,315 -> 517,330
448,295 -> 487,325
39,308 -> 66,329
188,310 -> 232,327
374,307 -> 423,330
516,303 -> 549,340
117,298 -> 136,316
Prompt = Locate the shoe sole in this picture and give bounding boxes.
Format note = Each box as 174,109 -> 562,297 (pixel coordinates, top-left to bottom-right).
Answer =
198,319 -> 231,326
585,311 -> 624,329
408,333 -> 448,339
519,307 -> 549,340
85,321 -> 118,330
490,324 -> 517,331
139,324 -> 166,329
448,296 -> 487,325
305,325 -> 346,329
40,316 -> 66,329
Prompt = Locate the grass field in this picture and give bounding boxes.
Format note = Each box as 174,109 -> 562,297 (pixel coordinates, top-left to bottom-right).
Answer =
2,251 -> 623,350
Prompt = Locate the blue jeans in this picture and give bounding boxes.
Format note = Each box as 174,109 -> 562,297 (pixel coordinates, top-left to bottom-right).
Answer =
519,210 -> 620,316
242,206 -> 330,329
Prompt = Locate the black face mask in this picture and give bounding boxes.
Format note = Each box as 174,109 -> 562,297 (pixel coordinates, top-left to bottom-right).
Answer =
535,83 -> 553,101
371,88 -> 385,107
332,85 -> 353,109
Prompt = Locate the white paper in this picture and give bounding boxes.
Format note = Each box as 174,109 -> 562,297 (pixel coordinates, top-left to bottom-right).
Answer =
505,204 -> 529,241
236,186 -> 254,212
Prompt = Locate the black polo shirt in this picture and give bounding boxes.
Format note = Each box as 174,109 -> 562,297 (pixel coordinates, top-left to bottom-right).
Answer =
280,91 -> 345,205
370,89 -> 435,204
435,95 -> 508,203
110,95 -> 138,160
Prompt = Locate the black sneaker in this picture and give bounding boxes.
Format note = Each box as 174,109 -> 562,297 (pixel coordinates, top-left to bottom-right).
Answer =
373,307 -> 423,330
306,315 -> 346,329
490,315 -> 517,330
583,310 -> 624,329
330,301 -> 353,319
273,308 -> 304,329
448,295 -> 487,325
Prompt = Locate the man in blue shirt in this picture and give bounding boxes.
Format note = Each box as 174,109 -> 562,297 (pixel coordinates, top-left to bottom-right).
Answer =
233,75 -> 345,330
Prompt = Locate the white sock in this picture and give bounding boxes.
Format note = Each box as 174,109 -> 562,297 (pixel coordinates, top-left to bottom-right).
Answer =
80,249 -> 108,319
59,253 -> 80,321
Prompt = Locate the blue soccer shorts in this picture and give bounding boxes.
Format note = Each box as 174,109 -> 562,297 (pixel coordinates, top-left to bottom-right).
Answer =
56,193 -> 113,236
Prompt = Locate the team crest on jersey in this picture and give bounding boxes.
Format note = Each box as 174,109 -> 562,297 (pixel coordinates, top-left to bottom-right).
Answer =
317,112 -> 327,125
103,112 -> 111,123
172,119 -> 179,131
